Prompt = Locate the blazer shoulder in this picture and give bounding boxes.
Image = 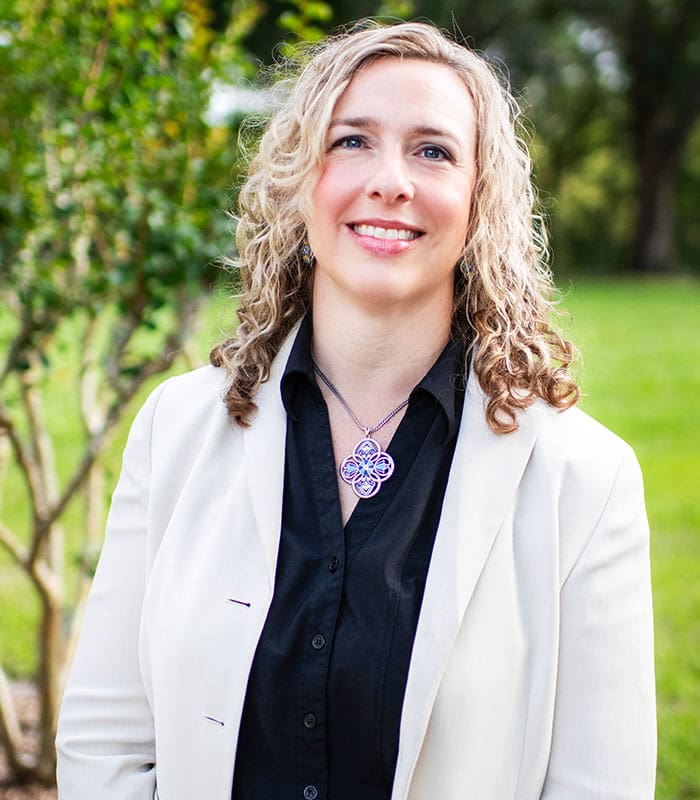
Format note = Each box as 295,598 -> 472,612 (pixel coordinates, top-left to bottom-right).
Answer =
128,366 -> 238,470
146,364 -> 231,424
534,401 -> 637,475
156,363 -> 230,405
529,402 -> 643,522
529,402 -> 646,576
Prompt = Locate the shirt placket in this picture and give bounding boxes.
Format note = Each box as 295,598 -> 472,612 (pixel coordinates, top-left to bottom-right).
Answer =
295,389 -> 346,800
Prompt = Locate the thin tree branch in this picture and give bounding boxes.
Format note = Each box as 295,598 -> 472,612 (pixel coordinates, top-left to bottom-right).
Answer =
32,363 -> 136,554
63,463 -> 105,689
0,432 -> 9,512
81,9 -> 113,110
19,355 -> 69,581
0,404 -> 43,520
79,315 -> 107,436
37,295 -> 203,539
105,313 -> 143,392
0,516 -> 59,607
18,388 -> 51,570
0,308 -> 35,389
0,518 -> 28,567
29,556 -> 62,605
0,664 -> 34,778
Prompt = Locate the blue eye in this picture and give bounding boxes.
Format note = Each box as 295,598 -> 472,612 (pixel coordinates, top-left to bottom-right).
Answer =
333,135 -> 365,149
421,145 -> 451,160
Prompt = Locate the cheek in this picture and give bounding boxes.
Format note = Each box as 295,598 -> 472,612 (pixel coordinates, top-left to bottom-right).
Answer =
453,175 -> 475,224
313,158 -> 367,219
439,189 -> 474,246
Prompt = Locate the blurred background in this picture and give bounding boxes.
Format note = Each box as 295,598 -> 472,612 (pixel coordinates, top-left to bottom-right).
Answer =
0,0 -> 698,796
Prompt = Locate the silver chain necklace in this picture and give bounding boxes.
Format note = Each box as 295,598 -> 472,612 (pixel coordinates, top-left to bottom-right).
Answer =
312,358 -> 409,499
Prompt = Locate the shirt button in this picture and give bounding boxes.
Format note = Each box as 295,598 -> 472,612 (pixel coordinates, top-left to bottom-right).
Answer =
303,712 -> 317,729
311,633 -> 326,650
328,556 -> 340,573
303,786 -> 318,800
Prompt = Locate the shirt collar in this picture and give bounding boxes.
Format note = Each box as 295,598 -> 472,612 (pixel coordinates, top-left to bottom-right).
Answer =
281,313 -> 467,437
281,313 -> 318,421
412,334 -> 467,440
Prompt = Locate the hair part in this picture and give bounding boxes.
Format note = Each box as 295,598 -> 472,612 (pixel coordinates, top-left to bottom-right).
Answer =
210,19 -> 579,433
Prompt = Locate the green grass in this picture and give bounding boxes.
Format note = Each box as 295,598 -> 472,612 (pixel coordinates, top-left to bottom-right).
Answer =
563,277 -> 700,800
1,279 -> 698,796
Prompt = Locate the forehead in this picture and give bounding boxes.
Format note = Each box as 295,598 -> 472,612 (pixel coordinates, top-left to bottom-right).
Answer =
331,57 -> 475,132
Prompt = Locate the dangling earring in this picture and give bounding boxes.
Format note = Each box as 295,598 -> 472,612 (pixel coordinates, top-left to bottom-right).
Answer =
300,237 -> 314,267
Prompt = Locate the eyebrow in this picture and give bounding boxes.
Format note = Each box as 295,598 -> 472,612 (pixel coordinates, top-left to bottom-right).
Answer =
329,117 -> 461,145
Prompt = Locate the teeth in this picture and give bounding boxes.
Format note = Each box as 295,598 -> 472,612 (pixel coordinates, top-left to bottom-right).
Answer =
353,224 -> 420,241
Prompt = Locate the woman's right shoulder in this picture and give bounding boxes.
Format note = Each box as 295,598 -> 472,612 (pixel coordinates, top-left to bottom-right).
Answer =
130,364 -> 236,450
151,363 -> 231,410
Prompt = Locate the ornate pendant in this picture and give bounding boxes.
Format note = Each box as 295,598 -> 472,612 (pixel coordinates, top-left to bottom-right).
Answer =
339,436 -> 395,499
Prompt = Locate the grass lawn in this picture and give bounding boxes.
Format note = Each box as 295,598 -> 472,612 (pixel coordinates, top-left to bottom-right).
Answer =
563,277 -> 700,800
1,277 -> 698,796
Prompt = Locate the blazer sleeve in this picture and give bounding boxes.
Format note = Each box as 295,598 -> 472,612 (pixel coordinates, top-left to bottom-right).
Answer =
541,444 -> 657,799
56,382 -> 166,799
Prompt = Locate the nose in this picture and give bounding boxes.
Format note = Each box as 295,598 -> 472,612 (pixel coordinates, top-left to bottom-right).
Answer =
365,150 -> 415,203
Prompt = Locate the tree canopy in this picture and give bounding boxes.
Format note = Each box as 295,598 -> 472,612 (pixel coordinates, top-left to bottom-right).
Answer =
0,0 -> 258,780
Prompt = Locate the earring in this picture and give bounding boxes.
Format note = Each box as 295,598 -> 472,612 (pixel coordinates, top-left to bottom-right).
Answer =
300,237 -> 314,267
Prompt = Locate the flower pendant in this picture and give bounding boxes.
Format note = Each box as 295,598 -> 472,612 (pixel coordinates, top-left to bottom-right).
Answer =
339,437 -> 395,499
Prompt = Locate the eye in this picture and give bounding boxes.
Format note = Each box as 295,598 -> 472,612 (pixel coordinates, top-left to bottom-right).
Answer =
331,135 -> 365,150
419,144 -> 453,161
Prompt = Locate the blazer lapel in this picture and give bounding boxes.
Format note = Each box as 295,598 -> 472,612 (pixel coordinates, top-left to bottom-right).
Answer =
392,376 -> 546,800
242,327 -> 299,588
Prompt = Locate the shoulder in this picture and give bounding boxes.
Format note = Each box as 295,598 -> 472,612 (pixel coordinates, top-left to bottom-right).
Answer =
520,399 -> 642,520
530,400 -> 638,484
525,401 -> 646,578
124,366 -> 236,467
148,364 -> 231,419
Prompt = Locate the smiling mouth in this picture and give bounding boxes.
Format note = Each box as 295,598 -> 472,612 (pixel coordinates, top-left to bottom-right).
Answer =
351,224 -> 422,241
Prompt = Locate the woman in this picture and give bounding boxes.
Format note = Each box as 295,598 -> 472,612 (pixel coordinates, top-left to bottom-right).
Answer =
56,20 -> 656,800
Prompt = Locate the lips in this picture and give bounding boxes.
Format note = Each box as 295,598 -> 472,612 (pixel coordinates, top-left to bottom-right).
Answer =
350,223 -> 422,241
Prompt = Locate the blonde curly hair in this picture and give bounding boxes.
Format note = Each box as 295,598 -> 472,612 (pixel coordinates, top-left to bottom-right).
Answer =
210,19 -> 579,433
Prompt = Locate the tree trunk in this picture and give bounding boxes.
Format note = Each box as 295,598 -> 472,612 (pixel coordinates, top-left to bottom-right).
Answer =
630,152 -> 677,273
621,0 -> 700,273
0,667 -> 34,781
35,589 -> 63,783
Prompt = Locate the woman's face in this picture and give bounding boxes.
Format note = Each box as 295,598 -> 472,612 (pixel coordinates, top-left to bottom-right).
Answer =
308,57 -> 477,317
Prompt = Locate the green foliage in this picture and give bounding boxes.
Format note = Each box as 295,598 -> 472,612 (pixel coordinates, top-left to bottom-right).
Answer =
276,0 -> 334,58
373,0 -> 413,18
0,0 -> 263,779
0,0 -> 248,326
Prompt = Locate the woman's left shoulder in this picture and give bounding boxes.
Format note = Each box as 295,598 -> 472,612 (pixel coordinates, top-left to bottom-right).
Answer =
529,400 -> 641,487
526,402 -> 648,581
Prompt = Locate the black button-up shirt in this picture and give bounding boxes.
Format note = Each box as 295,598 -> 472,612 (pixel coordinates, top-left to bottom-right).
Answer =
232,316 -> 466,800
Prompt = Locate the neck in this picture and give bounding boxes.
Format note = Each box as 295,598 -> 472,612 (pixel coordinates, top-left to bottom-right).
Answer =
310,293 -> 452,418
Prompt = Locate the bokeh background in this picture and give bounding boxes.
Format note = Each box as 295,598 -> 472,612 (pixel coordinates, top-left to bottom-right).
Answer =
1,0 -> 698,796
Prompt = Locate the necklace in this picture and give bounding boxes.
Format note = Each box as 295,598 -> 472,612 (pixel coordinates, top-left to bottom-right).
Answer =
312,358 -> 409,499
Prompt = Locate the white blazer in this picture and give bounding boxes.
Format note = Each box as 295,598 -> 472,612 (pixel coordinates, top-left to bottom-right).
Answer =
56,330 -> 656,799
